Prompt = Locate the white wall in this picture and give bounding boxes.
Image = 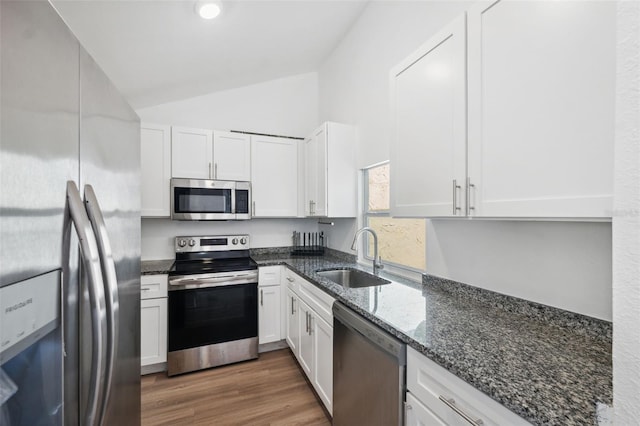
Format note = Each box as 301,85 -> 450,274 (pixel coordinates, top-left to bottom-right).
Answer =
138,71 -> 320,260
137,71 -> 318,137
613,1 -> 640,422
317,1 -> 612,320
141,218 -> 319,260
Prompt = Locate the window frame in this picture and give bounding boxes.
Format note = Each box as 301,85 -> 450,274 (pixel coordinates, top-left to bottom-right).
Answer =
361,162 -> 426,275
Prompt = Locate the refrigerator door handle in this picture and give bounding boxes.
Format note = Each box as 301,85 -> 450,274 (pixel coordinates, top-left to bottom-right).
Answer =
84,185 -> 119,425
62,181 -> 107,426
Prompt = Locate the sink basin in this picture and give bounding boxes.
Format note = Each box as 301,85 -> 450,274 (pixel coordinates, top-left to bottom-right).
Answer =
316,268 -> 390,288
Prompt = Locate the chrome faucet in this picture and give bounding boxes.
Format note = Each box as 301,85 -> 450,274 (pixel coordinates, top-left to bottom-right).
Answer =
351,227 -> 384,275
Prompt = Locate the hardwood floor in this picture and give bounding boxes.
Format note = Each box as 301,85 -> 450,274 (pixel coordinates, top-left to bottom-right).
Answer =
141,349 -> 331,425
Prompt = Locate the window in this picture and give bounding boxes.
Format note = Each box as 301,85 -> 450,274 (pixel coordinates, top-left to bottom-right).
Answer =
363,163 -> 426,271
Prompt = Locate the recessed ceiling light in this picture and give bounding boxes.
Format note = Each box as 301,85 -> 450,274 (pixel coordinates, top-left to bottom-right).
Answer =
195,1 -> 222,20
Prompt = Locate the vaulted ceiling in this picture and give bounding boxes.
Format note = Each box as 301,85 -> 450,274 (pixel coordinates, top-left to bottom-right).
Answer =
53,0 -> 368,108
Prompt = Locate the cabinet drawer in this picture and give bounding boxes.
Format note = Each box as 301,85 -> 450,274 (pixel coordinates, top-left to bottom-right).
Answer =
406,392 -> 446,426
259,265 -> 281,287
140,274 -> 168,300
298,277 -> 334,325
282,267 -> 300,292
407,347 -> 530,426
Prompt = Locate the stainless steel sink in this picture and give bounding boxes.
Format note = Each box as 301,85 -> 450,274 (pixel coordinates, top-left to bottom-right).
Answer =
316,268 -> 390,288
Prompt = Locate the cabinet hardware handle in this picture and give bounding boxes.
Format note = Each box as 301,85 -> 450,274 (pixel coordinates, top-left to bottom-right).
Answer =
466,177 -> 475,215
305,312 -> 309,333
141,287 -> 150,291
208,162 -> 212,179
452,179 -> 461,215
252,201 -> 256,216
438,396 -> 484,426
404,401 -> 413,419
291,297 -> 295,315
214,162 -> 218,179
287,276 -> 294,282
260,289 -> 263,306
308,316 -> 313,335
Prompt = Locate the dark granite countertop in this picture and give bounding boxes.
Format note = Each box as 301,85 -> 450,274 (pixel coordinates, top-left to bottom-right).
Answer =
252,252 -> 612,426
141,259 -> 174,275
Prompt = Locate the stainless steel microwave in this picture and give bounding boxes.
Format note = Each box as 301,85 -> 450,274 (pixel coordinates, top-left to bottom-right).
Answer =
170,178 -> 251,220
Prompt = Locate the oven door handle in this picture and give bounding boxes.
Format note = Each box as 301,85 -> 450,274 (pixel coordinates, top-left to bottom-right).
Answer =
169,273 -> 258,289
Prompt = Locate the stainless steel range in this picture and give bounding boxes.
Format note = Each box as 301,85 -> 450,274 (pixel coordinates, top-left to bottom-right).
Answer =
167,235 -> 258,376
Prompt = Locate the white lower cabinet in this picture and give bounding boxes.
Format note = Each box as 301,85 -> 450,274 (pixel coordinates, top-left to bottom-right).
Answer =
140,274 -> 168,370
297,298 -> 314,377
284,267 -> 334,414
313,314 -> 333,413
406,347 -> 530,426
258,285 -> 281,344
258,266 -> 282,345
286,287 -> 300,353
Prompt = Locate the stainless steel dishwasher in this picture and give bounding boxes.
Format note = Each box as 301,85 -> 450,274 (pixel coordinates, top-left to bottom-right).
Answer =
333,302 -> 406,426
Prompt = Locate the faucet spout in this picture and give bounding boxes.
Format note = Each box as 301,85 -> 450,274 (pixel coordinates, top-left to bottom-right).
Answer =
351,227 -> 384,275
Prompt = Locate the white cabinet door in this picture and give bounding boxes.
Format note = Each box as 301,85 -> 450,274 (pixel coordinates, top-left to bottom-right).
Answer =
297,298 -> 314,377
285,287 -> 300,356
304,122 -> 356,217
304,136 -> 317,216
467,0 -> 615,218
313,313 -> 333,414
213,130 -> 251,181
171,126 -> 213,179
405,392 -> 446,426
390,15 -> 467,217
312,125 -> 327,217
140,297 -> 167,367
251,135 -> 299,217
258,285 -> 281,344
141,124 -> 171,217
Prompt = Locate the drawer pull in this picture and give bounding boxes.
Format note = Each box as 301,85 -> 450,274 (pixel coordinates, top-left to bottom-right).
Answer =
286,277 -> 294,282
141,287 -> 151,291
438,396 -> 484,425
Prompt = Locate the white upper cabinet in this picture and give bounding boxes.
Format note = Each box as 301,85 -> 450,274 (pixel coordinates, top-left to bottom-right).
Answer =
213,131 -> 251,181
466,0 -> 615,218
141,123 -> 171,217
390,15 -> 467,218
171,127 -> 251,181
251,135 -> 299,217
391,1 -> 615,219
171,126 -> 213,179
304,122 -> 356,218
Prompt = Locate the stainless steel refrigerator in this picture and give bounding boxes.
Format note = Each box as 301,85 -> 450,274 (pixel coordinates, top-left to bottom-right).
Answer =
0,1 -> 141,425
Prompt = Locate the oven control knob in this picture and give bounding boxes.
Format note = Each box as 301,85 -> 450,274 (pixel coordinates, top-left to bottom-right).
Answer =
240,237 -> 247,245
178,239 -> 186,248
188,239 -> 196,247
232,238 -> 239,245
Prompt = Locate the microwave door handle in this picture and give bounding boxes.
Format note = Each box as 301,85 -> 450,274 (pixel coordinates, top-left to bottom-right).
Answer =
84,185 -> 119,425
62,181 -> 107,426
231,185 -> 236,217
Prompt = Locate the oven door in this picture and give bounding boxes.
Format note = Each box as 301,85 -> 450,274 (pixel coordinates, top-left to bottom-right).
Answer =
168,282 -> 258,353
171,178 -> 236,220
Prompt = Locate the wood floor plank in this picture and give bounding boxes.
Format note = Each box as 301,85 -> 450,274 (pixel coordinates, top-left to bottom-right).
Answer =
141,349 -> 331,426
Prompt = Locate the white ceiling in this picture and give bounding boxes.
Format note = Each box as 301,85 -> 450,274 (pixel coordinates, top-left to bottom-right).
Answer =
52,0 -> 368,108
